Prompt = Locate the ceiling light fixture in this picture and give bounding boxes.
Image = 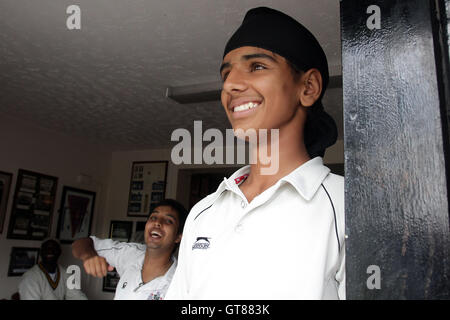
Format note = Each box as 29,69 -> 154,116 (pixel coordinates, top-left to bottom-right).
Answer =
165,81 -> 222,104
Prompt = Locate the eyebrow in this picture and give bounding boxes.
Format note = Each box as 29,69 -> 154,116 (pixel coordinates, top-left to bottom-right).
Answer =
220,53 -> 278,74
150,211 -> 176,220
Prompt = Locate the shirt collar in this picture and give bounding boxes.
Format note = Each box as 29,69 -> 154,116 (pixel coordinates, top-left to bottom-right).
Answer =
203,166 -> 250,204
280,157 -> 330,201
209,157 -> 330,203
217,166 -> 250,193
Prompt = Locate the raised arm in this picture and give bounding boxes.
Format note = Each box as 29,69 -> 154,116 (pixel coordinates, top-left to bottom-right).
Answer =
72,237 -> 113,278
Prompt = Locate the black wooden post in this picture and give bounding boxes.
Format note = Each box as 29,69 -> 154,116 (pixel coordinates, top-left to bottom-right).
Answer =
341,0 -> 450,299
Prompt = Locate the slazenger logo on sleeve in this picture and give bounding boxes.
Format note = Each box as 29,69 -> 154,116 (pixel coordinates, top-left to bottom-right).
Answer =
192,237 -> 211,250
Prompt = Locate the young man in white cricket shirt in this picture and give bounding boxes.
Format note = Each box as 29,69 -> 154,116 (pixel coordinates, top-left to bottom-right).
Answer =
72,199 -> 187,300
166,7 -> 345,300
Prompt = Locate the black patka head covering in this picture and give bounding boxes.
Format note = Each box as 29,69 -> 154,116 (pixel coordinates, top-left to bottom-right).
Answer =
223,6 -> 337,158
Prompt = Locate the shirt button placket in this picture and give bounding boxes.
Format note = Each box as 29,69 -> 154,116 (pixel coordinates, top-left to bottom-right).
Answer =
236,199 -> 247,233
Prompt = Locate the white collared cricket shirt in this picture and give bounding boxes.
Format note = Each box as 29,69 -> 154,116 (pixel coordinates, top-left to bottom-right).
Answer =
91,236 -> 177,300
165,157 -> 345,300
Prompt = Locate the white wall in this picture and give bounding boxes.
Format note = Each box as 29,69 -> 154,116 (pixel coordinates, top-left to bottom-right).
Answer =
0,114 -> 112,300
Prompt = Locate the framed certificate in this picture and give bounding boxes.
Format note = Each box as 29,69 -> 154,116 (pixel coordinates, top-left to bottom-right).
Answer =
109,220 -> 133,242
8,247 -> 40,277
127,161 -> 168,217
7,169 -> 58,240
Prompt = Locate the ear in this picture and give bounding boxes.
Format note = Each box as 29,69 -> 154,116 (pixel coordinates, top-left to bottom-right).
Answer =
298,68 -> 323,107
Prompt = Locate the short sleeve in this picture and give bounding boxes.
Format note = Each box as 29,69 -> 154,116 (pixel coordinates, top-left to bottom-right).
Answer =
90,236 -> 145,276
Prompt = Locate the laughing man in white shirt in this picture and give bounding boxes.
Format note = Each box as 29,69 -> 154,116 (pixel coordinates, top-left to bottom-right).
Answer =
72,199 -> 187,300
165,7 -> 345,300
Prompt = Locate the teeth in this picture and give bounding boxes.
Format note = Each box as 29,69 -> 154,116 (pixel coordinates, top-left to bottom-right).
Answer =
234,102 -> 259,112
151,231 -> 162,237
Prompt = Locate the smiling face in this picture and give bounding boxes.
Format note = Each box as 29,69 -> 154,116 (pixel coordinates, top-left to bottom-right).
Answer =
40,240 -> 61,266
220,46 -> 306,134
144,205 -> 182,252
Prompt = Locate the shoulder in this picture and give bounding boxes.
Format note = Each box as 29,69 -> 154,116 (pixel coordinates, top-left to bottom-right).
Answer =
186,192 -> 219,224
185,166 -> 247,224
109,242 -> 146,259
320,173 -> 344,215
322,173 -> 345,230
92,236 -> 146,254
322,173 -> 344,195
20,265 -> 42,284
93,238 -> 146,268
191,192 -> 217,212
118,242 -> 146,255
23,264 -> 41,277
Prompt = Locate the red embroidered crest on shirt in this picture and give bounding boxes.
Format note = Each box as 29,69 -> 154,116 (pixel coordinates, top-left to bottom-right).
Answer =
234,174 -> 249,185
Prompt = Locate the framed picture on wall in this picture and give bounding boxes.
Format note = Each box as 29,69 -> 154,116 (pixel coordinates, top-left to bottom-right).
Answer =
130,221 -> 146,244
109,220 -> 133,242
127,161 -> 168,217
0,171 -> 13,234
8,247 -> 40,277
7,169 -> 58,240
56,186 -> 96,244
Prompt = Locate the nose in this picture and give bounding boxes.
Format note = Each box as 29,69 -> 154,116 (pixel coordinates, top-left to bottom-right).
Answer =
154,219 -> 161,228
222,67 -> 248,94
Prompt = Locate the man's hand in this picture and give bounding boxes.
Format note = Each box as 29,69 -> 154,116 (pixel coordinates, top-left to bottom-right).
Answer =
82,255 -> 114,278
72,237 -> 114,278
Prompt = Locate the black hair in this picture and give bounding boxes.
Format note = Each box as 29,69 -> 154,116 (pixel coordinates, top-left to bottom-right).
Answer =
287,60 -> 302,78
148,199 -> 188,235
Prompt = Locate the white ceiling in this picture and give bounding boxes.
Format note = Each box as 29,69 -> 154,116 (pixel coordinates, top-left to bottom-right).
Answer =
0,0 -> 342,151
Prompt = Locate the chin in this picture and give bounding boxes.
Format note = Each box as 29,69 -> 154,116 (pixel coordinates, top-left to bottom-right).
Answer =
233,123 -> 270,138
232,122 -> 255,132
146,243 -> 160,250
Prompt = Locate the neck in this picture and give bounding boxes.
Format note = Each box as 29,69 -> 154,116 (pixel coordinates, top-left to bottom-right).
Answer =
141,248 -> 173,283
41,262 -> 57,274
246,118 -> 310,193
